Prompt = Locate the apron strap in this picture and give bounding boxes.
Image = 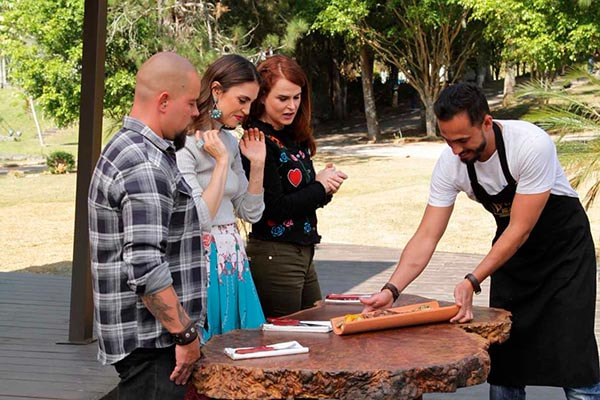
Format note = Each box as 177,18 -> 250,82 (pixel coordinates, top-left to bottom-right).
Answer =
494,122 -> 516,186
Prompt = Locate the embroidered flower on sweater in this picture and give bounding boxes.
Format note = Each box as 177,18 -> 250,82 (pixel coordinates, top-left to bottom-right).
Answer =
271,225 -> 285,237
303,222 -> 311,233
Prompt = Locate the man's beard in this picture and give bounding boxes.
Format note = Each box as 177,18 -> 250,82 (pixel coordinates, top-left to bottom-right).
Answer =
460,137 -> 487,165
173,130 -> 187,151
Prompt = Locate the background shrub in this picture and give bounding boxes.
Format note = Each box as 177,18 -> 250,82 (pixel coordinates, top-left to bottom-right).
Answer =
46,150 -> 75,174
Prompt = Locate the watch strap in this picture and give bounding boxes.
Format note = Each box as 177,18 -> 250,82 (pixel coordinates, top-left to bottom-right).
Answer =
172,321 -> 198,345
381,282 -> 400,303
464,273 -> 482,295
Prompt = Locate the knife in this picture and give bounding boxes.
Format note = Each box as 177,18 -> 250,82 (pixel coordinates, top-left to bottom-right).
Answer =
234,342 -> 298,354
266,318 -> 331,327
326,293 -> 370,300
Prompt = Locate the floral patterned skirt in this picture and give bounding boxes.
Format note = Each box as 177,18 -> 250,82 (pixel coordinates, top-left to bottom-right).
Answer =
202,223 -> 265,343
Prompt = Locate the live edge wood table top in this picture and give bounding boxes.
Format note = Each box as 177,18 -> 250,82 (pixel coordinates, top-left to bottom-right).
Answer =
189,294 -> 511,400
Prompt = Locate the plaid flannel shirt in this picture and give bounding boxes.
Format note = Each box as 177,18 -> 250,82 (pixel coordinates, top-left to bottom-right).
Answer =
88,116 -> 208,365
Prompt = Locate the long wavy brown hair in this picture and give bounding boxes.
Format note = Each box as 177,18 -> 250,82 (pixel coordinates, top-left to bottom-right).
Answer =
193,54 -> 260,131
250,55 -> 315,155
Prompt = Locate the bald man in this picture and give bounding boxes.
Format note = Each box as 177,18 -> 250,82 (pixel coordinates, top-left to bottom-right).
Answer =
89,52 -> 206,399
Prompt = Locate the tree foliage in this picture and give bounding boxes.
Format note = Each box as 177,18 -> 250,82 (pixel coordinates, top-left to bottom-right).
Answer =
516,69 -> 600,208
309,0 -> 382,141
0,0 -> 84,127
0,0 -> 307,127
352,0 -> 480,136
461,0 -> 600,79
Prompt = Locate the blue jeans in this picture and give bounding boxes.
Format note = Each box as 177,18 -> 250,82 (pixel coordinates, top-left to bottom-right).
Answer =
113,346 -> 188,400
490,383 -> 600,400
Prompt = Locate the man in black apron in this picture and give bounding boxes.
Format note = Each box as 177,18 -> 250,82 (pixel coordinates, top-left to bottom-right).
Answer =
362,83 -> 600,399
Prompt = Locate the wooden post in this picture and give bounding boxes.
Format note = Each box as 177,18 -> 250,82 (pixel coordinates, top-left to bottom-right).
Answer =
28,97 -> 45,147
68,0 -> 107,344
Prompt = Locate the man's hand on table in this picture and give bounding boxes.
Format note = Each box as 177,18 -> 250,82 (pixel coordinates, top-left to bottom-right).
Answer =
360,290 -> 394,313
170,337 -> 201,385
450,279 -> 475,323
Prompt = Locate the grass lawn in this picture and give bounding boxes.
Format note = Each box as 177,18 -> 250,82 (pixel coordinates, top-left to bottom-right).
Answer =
0,88 -> 79,160
1,172 -> 76,273
313,154 -> 497,255
0,87 -> 120,164
2,147 -> 599,274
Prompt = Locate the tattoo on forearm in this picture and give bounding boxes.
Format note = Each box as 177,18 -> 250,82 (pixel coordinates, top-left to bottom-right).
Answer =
143,294 -> 175,324
177,302 -> 191,327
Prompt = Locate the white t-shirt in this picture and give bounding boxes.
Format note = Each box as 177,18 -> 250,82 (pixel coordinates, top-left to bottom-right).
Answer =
429,120 -> 577,207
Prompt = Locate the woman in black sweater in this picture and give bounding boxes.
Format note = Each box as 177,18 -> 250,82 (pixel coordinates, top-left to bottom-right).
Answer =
242,55 -> 347,318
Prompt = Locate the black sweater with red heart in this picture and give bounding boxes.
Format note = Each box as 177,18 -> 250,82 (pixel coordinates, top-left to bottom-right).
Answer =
241,120 -> 332,246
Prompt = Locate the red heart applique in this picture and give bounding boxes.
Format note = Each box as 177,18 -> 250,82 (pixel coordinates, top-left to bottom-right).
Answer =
287,168 -> 302,187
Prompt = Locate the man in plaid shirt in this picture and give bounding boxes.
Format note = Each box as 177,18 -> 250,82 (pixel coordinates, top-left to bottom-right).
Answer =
88,52 -> 208,399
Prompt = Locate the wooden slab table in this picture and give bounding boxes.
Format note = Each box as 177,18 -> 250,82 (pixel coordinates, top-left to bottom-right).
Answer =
188,294 -> 511,399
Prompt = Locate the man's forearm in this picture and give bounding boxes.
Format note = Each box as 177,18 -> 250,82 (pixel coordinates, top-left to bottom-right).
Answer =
142,285 -> 191,333
388,204 -> 451,293
389,234 -> 436,293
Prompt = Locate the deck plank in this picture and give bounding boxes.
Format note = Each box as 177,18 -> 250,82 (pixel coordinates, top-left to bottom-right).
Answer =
0,272 -> 117,400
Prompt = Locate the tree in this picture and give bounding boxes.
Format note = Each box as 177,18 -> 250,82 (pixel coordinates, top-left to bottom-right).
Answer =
310,0 -> 382,142
0,0 -> 85,127
462,0 -> 600,104
516,69 -> 600,208
0,0 -> 309,127
294,32 -> 352,121
360,0 -> 481,137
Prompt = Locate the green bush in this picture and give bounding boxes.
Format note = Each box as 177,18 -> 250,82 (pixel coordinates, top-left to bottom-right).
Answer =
46,150 -> 75,174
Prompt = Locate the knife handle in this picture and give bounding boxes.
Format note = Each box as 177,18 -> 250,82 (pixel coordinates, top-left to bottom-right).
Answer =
235,345 -> 276,354
266,318 -> 300,326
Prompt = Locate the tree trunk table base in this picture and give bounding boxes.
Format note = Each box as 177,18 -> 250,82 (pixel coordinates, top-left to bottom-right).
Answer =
189,294 -> 511,399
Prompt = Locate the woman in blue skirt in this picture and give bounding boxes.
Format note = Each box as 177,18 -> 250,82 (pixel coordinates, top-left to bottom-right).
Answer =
177,54 -> 266,342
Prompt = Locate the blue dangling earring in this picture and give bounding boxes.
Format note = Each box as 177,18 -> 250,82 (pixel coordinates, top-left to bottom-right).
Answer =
210,98 -> 222,119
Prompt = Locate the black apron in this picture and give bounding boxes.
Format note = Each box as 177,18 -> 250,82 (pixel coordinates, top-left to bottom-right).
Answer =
467,122 -> 599,387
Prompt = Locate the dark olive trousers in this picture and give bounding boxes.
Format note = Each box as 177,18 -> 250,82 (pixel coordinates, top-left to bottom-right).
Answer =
246,237 -> 322,318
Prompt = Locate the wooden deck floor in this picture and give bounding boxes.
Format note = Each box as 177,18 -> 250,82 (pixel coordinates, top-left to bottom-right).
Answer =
0,272 -> 118,400
1,243 -> 598,400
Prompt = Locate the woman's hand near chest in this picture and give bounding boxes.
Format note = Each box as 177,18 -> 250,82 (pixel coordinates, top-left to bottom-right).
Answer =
197,129 -> 229,166
239,128 -> 266,166
316,163 -> 347,194
240,128 -> 266,194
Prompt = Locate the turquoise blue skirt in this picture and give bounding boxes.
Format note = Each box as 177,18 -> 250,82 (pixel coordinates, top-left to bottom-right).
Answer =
202,223 -> 265,343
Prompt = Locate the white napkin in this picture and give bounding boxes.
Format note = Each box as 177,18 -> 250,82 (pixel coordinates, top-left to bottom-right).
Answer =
224,341 -> 309,360
262,321 -> 332,333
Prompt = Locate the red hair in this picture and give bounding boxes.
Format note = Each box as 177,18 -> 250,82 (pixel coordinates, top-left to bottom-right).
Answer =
250,55 -> 316,155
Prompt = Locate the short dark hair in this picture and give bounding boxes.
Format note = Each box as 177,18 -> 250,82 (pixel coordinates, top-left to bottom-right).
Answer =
434,83 -> 490,126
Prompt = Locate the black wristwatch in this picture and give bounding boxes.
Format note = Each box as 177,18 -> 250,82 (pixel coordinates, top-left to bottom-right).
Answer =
464,273 -> 482,295
172,321 -> 198,345
381,282 -> 400,303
